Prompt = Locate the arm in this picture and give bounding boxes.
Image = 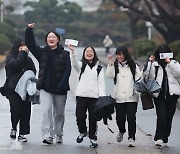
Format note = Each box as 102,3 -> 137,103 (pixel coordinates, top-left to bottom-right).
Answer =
5,51 -> 28,69
57,52 -> 71,90
106,55 -> 115,79
135,65 -> 142,81
167,60 -> 180,79
106,64 -> 115,79
25,23 -> 42,61
98,68 -> 106,96
68,44 -> 81,72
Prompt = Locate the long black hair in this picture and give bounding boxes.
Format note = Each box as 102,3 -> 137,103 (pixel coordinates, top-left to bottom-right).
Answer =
154,45 -> 173,68
9,38 -> 25,57
115,46 -> 136,81
81,46 -> 99,65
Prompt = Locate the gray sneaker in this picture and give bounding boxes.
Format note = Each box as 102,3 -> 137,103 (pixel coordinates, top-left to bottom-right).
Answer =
117,132 -> 124,142
56,136 -> 63,144
10,129 -> 17,140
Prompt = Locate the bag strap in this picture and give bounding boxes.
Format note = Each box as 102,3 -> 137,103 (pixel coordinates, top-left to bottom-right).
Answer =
79,63 -> 86,80
79,64 -> 102,80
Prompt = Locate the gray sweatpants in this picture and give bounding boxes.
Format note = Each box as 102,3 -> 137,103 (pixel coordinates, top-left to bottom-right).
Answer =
40,90 -> 67,139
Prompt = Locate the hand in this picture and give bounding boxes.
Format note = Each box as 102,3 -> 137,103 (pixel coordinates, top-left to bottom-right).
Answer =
164,57 -> 171,64
27,23 -> 35,28
107,54 -> 114,64
68,44 -> 75,54
21,45 -> 29,53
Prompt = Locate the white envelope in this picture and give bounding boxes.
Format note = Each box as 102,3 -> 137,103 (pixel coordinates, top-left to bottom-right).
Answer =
65,39 -> 79,46
160,53 -> 173,59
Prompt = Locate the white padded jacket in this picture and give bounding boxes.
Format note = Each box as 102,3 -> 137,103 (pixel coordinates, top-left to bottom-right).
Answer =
143,60 -> 180,97
106,63 -> 142,103
70,53 -> 106,98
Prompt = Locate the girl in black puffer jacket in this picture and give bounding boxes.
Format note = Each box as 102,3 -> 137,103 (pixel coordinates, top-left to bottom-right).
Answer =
4,38 -> 36,142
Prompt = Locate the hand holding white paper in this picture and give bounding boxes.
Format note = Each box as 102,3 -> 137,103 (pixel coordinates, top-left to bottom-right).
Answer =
159,53 -> 173,59
65,39 -> 79,46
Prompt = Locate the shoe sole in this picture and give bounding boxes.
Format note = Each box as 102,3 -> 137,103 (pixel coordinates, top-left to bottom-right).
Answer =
56,141 -> 63,144
90,144 -> 98,148
128,144 -> 135,147
43,139 -> 53,144
18,140 -> 27,142
76,133 -> 87,143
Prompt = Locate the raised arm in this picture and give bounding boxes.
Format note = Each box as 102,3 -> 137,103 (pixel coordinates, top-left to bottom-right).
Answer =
68,44 -> 82,72
25,23 -> 42,61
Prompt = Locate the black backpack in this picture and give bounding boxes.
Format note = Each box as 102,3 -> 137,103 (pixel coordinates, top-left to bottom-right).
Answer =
79,63 -> 102,80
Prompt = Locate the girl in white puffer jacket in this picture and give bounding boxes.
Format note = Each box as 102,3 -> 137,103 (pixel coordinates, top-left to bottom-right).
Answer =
106,46 -> 141,147
143,45 -> 180,147
68,44 -> 106,148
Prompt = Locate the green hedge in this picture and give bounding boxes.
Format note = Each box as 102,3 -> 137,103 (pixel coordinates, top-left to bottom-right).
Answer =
0,34 -> 12,54
0,22 -> 18,42
133,38 -> 157,58
169,40 -> 180,62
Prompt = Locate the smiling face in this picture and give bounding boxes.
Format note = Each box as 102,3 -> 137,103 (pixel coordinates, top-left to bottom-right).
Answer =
116,52 -> 125,62
84,47 -> 95,62
46,32 -> 59,49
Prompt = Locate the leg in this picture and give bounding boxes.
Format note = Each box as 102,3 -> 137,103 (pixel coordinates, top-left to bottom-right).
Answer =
154,98 -> 166,142
126,102 -> 138,141
53,94 -> 67,138
19,100 -> 31,135
106,47 -> 110,54
87,98 -> 97,140
115,103 -> 126,133
40,90 -> 54,139
7,91 -> 22,131
164,101 -> 177,143
76,97 -> 88,134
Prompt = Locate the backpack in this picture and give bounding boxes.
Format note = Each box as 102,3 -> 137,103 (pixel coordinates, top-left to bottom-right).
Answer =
79,63 -> 102,80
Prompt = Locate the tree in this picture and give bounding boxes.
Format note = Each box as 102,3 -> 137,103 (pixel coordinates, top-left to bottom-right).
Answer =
0,34 -> 12,54
24,0 -> 82,25
98,0 -> 143,42
0,22 -> 18,42
112,0 -> 180,43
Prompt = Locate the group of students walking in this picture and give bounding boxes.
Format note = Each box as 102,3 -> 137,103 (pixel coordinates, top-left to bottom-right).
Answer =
0,23 -> 180,148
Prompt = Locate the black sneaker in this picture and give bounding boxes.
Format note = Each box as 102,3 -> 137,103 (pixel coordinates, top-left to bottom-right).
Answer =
76,132 -> 87,143
90,139 -> 98,148
18,135 -> 27,142
43,137 -> 53,144
10,129 -> 16,140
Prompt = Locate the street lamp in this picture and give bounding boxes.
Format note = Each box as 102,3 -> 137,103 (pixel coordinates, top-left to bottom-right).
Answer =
0,0 -> 3,23
145,21 -> 153,40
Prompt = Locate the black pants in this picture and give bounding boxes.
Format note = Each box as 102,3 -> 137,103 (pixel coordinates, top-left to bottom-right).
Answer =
76,96 -> 98,140
115,102 -> 138,140
105,47 -> 110,54
154,98 -> 177,143
7,91 -> 31,135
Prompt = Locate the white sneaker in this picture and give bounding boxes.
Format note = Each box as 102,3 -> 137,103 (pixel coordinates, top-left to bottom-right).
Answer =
128,138 -> 135,147
154,139 -> 163,147
90,139 -> 98,148
117,132 -> 124,142
164,143 -> 168,147
56,136 -> 63,144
